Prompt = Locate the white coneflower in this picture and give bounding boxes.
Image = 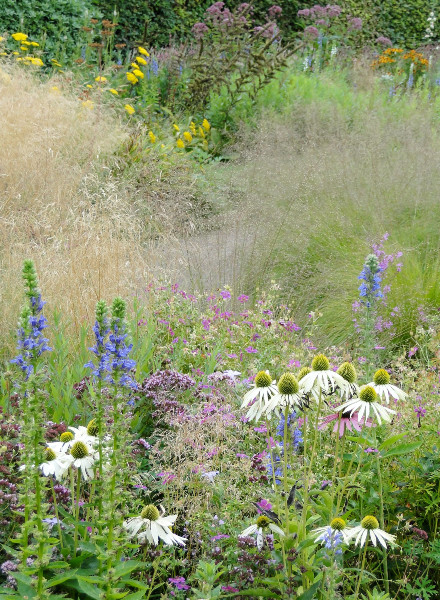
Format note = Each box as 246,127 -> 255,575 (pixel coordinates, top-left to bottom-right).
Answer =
312,517 -> 352,547
368,369 -> 406,404
69,440 -> 98,480
240,515 -> 285,550
265,373 -> 304,418
336,385 -> 396,425
348,515 -> 397,549
299,354 -> 349,400
39,443 -> 72,480
241,370 -> 278,422
69,424 -> 98,446
123,504 -> 186,546
336,362 -> 359,400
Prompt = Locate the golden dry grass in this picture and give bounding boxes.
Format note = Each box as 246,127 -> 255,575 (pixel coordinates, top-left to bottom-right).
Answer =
0,66 -> 154,352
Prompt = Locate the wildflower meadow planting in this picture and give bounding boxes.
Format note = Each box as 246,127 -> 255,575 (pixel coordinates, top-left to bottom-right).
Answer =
2,2 -> 440,599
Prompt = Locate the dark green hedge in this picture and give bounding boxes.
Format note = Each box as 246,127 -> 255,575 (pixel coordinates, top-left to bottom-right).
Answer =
0,0 -> 99,58
338,0 -> 440,48
0,0 -> 437,54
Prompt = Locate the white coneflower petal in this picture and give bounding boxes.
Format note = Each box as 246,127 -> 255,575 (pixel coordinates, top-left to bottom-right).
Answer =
269,523 -> 285,536
241,371 -> 278,422
123,505 -> 186,547
348,516 -> 396,549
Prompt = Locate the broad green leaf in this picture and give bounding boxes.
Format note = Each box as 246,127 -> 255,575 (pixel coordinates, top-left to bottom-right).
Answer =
381,441 -> 422,458
297,580 -> 322,600
378,433 -> 407,451
44,570 -> 77,588
114,560 -> 145,578
234,589 -> 280,597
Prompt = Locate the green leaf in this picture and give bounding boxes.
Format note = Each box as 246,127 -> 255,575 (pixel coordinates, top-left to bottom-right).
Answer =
378,433 -> 407,451
233,589 -> 280,597
77,579 -> 102,600
123,591 -> 147,600
114,560 -> 145,579
297,580 -> 322,600
44,570 -> 77,588
381,441 -> 423,458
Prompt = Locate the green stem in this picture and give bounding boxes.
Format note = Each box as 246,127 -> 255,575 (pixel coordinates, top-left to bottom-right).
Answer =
376,453 -> 389,594
145,557 -> 160,600
74,469 -> 82,558
354,544 -> 368,600
50,479 -> 63,550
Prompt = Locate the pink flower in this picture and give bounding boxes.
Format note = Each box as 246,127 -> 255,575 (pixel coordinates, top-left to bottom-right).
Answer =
318,412 -> 375,438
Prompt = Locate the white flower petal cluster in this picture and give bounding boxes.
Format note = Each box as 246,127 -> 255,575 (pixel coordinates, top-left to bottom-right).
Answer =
124,505 -> 186,546
348,517 -> 397,549
368,382 -> 406,404
336,385 -> 396,425
240,518 -> 285,550
241,371 -> 278,422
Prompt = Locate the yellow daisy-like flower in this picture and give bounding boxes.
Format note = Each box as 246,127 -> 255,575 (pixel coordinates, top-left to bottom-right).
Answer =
183,131 -> 192,142
29,57 -> 44,67
12,33 -> 28,42
109,88 -> 119,95
126,72 -> 138,84
20,46 -> 28,51
132,68 -> 144,79
130,62 -> 139,69
82,100 -> 94,109
30,41 -> 39,47
95,75 -> 107,82
137,46 -> 149,56
173,124 -> 180,132
176,139 -> 185,148
22,40 -> 31,45
148,131 -> 156,143
136,56 -> 147,65
202,118 -> 211,131
124,104 -> 135,115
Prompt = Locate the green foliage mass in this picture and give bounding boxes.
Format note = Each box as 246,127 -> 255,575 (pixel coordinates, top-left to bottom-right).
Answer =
0,0 -> 100,57
338,0 -> 440,48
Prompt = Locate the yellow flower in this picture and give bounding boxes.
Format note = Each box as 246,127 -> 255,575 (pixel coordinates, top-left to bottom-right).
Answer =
190,121 -> 196,134
176,138 -> 185,148
95,75 -> 107,82
198,126 -> 205,138
86,84 -> 93,88
12,33 -> 28,42
30,41 -> 39,47
132,68 -> 144,79
0,36 -> 4,42
126,72 -> 138,84
173,124 -> 180,132
22,40 -> 31,45
148,131 -> 156,143
51,60 -> 62,67
29,57 -> 44,66
183,131 -> 192,142
136,56 -> 147,65
12,51 -> 19,55
124,104 -> 135,115
202,118 -> 211,131
137,46 -> 149,56
82,100 -> 94,109
109,88 -> 119,95
130,62 -> 139,69
20,46 -> 28,51
50,85 -> 60,93
0,52 -> 7,56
